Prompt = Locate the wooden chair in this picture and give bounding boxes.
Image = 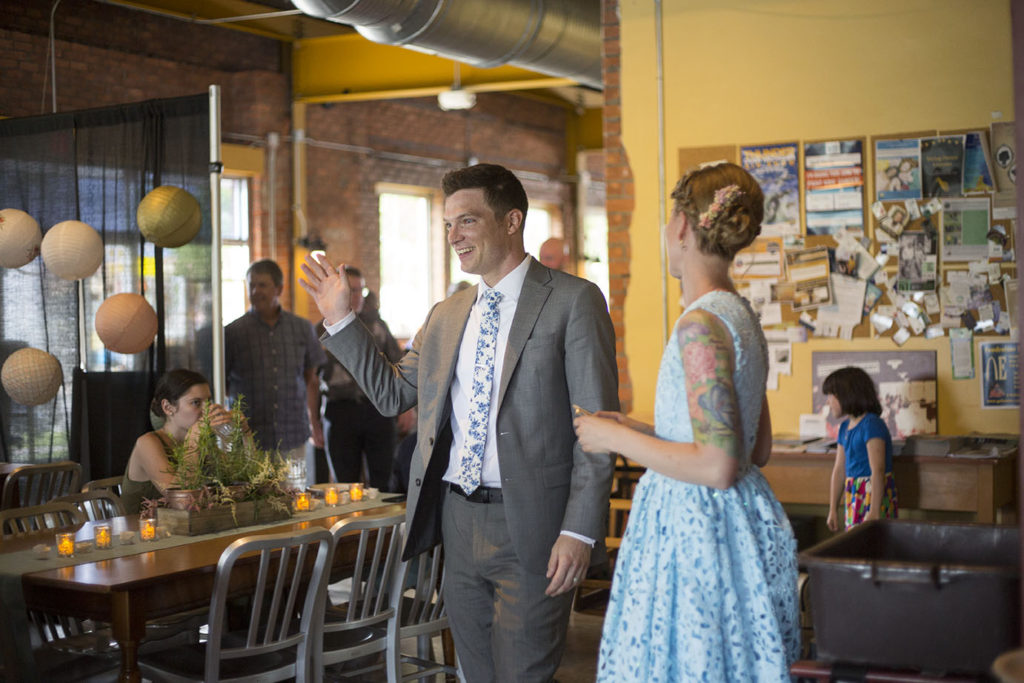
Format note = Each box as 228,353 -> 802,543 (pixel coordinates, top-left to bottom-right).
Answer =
390,540 -> 459,682
0,461 -> 82,510
81,476 -> 123,497
0,501 -> 83,537
54,490 -> 125,521
319,512 -> 405,682
138,528 -> 334,683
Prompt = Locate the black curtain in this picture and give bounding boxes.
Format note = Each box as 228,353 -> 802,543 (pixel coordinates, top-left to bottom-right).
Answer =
0,94 -> 212,480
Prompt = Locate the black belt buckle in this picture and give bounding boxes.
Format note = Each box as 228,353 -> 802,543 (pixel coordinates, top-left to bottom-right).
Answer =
449,483 -> 503,504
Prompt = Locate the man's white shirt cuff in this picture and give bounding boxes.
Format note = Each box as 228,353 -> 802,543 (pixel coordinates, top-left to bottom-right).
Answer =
560,530 -> 596,547
324,311 -> 356,336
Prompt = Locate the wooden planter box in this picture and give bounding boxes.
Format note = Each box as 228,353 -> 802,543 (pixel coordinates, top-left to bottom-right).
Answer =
157,498 -> 291,536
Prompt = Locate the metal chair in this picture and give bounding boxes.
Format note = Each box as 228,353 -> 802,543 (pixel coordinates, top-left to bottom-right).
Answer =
319,512 -> 405,682
138,527 -> 334,683
0,501 -> 83,537
0,461 -> 82,510
81,475 -> 123,497
54,489 -> 126,521
389,540 -> 459,682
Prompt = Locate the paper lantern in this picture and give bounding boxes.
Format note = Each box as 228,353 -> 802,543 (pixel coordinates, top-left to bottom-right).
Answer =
137,186 -> 201,248
95,293 -> 158,354
41,220 -> 103,280
1,347 -> 63,406
0,209 -> 42,268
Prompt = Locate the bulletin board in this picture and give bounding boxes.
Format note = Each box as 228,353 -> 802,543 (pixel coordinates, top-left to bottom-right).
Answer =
678,121 -> 1017,349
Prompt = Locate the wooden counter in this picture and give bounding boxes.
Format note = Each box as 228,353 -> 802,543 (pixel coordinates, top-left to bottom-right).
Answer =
761,449 -> 1017,523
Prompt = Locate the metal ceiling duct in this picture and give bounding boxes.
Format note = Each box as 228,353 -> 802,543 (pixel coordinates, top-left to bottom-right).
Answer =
290,0 -> 602,89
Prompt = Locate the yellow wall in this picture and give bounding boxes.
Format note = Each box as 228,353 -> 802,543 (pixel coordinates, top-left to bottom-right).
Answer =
619,0 -> 1017,434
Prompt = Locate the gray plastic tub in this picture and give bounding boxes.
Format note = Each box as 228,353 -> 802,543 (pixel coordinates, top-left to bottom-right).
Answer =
800,520 -> 1020,674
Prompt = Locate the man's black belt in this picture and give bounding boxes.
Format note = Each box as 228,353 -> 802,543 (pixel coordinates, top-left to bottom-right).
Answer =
448,482 -> 503,504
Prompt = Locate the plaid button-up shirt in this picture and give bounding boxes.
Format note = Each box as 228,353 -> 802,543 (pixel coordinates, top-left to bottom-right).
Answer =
225,308 -> 327,452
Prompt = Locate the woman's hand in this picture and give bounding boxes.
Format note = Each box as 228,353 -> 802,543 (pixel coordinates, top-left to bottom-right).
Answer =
574,414 -> 629,453
826,508 -> 840,532
863,507 -> 881,522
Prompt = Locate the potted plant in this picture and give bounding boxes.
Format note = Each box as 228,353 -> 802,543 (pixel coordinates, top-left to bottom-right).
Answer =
157,397 -> 293,533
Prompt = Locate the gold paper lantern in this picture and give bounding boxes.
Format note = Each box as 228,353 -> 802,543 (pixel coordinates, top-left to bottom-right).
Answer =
95,293 -> 158,355
1,348 -> 63,406
41,220 -> 103,280
137,185 -> 201,248
0,209 -> 42,268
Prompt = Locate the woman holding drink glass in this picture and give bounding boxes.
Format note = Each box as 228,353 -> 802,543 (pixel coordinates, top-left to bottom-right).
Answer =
121,369 -> 241,513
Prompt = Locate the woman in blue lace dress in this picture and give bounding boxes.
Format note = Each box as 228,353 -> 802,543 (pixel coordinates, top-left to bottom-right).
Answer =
574,162 -> 800,681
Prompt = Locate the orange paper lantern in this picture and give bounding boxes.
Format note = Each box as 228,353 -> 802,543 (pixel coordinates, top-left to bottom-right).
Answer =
95,293 -> 158,354
1,347 -> 63,406
137,186 -> 201,248
41,220 -> 103,280
0,209 -> 42,268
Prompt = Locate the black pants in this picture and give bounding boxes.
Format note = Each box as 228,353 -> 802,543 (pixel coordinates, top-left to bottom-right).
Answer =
322,398 -> 396,490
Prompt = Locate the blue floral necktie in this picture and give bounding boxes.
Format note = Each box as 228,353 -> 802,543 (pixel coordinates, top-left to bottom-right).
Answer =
455,288 -> 503,495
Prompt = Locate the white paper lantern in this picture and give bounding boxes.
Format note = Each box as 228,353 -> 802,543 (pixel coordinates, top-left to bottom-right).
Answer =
1,347 -> 63,406
137,185 -> 201,248
95,293 -> 158,355
0,209 -> 42,268
41,220 -> 103,280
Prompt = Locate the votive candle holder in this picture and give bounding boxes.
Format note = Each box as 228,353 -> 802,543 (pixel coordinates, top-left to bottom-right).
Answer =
140,517 -> 157,542
325,486 -> 339,506
94,523 -> 112,550
56,532 -> 75,557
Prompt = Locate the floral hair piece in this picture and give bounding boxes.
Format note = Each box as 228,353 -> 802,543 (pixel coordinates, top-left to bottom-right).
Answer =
698,184 -> 743,229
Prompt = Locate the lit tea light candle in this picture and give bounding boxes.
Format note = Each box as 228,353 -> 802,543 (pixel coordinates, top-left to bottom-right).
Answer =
325,486 -> 339,506
140,517 -> 157,541
295,491 -> 311,512
56,532 -> 75,557
94,523 -> 112,550
349,483 -> 364,502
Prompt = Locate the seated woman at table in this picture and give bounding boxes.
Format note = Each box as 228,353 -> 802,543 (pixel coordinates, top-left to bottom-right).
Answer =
121,369 -> 236,514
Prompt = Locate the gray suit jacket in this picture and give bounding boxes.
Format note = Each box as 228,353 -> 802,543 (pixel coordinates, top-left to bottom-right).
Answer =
322,258 -> 619,573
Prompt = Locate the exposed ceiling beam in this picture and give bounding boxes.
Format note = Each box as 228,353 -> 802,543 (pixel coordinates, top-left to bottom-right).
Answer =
293,34 -> 578,104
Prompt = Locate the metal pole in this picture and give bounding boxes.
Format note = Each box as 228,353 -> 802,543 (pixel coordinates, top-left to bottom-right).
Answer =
209,85 -> 225,403
655,0 -> 668,342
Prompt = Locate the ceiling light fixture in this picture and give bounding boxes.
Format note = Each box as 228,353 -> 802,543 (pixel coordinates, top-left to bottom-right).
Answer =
438,63 -> 476,111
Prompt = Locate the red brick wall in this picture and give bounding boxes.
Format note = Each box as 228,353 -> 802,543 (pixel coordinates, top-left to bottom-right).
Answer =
303,94 -> 572,293
0,0 -> 576,311
602,0 -> 633,413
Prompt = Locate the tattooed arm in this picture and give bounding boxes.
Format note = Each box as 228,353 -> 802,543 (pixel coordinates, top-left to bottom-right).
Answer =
573,309 -> 743,489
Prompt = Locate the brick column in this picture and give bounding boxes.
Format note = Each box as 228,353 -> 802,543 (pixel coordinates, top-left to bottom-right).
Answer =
603,0 -> 633,413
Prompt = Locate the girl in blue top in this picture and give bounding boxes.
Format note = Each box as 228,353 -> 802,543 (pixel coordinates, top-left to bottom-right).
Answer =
824,366 -> 899,530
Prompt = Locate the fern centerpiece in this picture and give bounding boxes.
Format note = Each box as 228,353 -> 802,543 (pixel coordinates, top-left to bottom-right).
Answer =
158,397 -> 294,534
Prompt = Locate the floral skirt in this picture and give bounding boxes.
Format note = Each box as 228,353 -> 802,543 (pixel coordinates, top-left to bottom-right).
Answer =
845,471 -> 899,528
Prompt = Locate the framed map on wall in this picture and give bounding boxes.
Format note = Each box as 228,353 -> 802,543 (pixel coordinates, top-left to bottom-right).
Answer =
811,350 -> 938,439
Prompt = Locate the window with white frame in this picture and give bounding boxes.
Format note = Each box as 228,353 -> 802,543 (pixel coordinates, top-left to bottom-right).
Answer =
378,189 -> 436,340
220,176 -> 250,327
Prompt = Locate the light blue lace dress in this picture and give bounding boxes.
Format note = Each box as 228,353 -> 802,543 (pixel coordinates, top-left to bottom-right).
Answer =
597,291 -> 799,682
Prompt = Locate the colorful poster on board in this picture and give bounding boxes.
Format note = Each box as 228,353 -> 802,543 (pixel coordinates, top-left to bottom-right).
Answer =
741,143 -> 800,237
941,197 -> 991,262
921,135 -> 965,198
804,139 -> 865,235
875,138 -> 922,201
962,131 -> 995,194
980,341 -> 1019,408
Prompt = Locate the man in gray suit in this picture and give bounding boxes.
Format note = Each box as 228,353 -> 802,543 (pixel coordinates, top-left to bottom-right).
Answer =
300,163 -> 618,682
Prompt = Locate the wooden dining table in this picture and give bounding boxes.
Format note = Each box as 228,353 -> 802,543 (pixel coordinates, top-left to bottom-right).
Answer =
0,500 -> 405,683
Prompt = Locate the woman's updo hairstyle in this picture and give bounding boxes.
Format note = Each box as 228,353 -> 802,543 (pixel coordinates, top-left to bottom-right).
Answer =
150,368 -> 208,418
670,162 -> 764,260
